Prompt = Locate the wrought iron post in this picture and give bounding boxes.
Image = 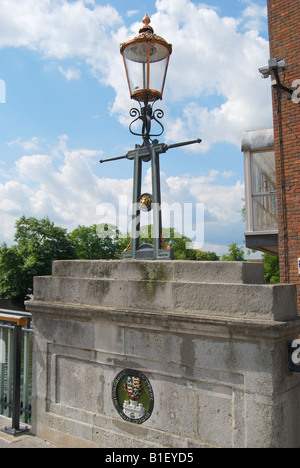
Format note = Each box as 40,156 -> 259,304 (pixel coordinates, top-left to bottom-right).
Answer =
132,151 -> 142,257
119,140 -> 174,260
101,137 -> 202,260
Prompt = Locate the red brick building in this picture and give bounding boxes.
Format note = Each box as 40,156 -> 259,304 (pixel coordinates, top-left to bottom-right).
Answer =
267,0 -> 300,304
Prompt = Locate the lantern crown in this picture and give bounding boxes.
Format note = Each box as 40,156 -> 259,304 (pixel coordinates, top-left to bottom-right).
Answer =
139,14 -> 154,34
120,14 -> 172,56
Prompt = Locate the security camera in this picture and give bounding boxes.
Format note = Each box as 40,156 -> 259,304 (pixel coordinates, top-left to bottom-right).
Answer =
276,59 -> 286,69
268,58 -> 286,70
259,65 -> 271,79
259,57 -> 294,98
258,59 -> 286,79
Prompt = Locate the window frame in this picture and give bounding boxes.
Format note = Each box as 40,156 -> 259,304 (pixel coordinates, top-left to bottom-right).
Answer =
244,149 -> 278,235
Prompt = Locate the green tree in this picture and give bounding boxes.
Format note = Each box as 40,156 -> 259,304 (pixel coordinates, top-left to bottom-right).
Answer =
221,243 -> 245,261
69,224 -> 126,260
0,216 -> 74,304
194,250 -> 220,261
0,244 -> 26,303
15,216 -> 74,270
262,253 -> 280,283
139,226 -> 194,260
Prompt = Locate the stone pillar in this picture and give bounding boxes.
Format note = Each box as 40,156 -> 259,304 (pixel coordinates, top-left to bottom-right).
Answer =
26,260 -> 300,448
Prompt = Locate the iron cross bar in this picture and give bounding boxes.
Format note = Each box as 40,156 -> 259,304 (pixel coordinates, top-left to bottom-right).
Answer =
99,138 -> 202,164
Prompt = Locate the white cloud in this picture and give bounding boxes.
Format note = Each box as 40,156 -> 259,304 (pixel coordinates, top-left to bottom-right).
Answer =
0,0 -> 269,253
0,136 -> 245,251
0,0 -> 123,52
242,1 -> 268,32
58,66 -> 81,80
107,0 -> 272,151
0,0 -> 272,153
0,136 -> 132,242
126,10 -> 139,18
149,0 -> 272,150
164,172 -> 244,225
7,136 -> 41,152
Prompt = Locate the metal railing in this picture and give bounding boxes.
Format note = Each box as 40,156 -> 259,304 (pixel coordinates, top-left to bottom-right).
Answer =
0,310 -> 32,435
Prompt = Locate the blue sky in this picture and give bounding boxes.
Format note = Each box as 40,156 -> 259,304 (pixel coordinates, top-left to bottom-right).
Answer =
0,0 -> 272,256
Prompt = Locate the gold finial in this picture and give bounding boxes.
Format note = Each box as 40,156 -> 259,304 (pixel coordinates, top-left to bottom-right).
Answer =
143,14 -> 151,26
139,13 -> 154,34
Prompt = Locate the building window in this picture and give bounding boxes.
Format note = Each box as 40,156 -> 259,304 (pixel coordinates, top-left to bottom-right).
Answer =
242,128 -> 278,255
251,151 -> 278,231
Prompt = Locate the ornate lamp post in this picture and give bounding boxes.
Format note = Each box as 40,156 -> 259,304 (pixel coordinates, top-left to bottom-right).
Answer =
101,15 -> 202,260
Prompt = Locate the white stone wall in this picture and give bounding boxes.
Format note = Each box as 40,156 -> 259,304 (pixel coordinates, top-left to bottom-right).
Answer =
27,261 -> 300,448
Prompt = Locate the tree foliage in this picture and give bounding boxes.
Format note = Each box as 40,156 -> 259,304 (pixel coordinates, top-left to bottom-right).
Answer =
0,218 -> 130,304
68,224 -> 127,260
0,216 -> 75,304
221,243 -> 245,261
262,253 -> 280,284
0,244 -> 25,302
189,250 -> 220,261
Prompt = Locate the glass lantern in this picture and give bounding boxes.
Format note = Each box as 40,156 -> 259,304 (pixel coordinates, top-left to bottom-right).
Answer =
120,14 -> 172,103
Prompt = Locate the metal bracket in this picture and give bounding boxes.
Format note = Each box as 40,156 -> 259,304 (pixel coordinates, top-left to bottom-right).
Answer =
129,105 -> 165,144
272,68 -> 296,99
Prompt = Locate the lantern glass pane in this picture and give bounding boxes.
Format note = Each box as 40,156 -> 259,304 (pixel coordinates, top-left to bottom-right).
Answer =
124,56 -> 147,95
150,55 -> 169,94
149,42 -> 169,63
125,43 -> 148,63
123,40 -> 170,100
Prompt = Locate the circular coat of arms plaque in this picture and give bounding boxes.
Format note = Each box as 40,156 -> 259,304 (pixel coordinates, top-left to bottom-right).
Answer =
112,369 -> 154,424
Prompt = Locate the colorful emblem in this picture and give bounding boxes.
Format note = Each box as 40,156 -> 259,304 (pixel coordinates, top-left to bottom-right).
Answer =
112,369 -> 154,424
124,376 -> 142,400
